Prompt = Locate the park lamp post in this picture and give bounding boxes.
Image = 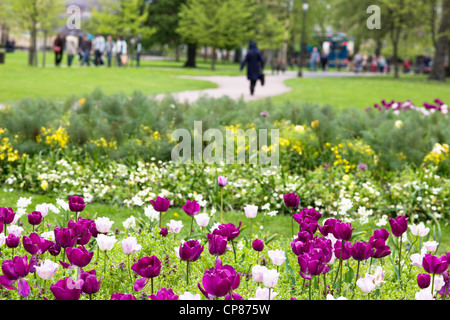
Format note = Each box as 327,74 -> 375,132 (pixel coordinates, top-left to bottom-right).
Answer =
298,1 -> 309,77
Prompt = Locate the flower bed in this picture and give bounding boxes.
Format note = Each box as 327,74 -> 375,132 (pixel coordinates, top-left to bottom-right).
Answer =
0,183 -> 448,301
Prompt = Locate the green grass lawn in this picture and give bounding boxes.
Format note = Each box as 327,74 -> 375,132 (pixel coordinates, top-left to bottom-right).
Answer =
3,51 -> 450,110
0,51 -> 221,104
271,74 -> 450,109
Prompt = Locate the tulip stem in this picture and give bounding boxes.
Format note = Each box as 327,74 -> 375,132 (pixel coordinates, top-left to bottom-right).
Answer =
309,278 -> 312,300
323,273 -> 327,299
431,273 -> 435,297
352,260 -> 361,298
220,189 -> 223,223
151,277 -> 154,295
189,216 -> 194,239
186,260 -> 190,286
398,236 -> 403,284
127,255 -> 133,284
103,251 -> 107,275
231,240 -> 237,264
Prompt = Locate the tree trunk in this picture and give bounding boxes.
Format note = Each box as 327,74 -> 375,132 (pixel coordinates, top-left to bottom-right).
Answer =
175,44 -> 180,62
28,24 -> 38,67
211,47 -> 216,70
391,27 -> 401,79
429,0 -> 450,81
42,30 -> 47,67
184,42 -> 197,68
233,48 -> 241,63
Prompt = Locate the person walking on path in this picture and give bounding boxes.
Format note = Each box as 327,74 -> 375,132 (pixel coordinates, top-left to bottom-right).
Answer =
310,47 -> 320,71
80,34 -> 92,66
105,36 -> 114,67
240,41 -> 265,96
93,33 -> 105,66
115,36 -> 127,67
65,32 -> 79,67
53,33 -> 65,67
320,50 -> 329,72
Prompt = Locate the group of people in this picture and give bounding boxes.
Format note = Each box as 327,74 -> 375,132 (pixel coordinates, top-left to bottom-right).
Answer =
53,32 -> 141,68
353,52 -> 392,73
309,47 -> 330,72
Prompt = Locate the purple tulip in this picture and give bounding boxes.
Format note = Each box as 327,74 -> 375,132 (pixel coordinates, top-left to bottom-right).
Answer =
319,218 -> 341,237
5,233 -> 20,248
225,292 -> 243,300
1,255 -> 30,281
149,287 -> 179,300
0,256 -> 31,293
160,227 -> 168,237
27,211 -> 43,226
218,176 -> 228,187
80,270 -> 103,295
417,273 -> 431,289
0,222 -> 2,234
198,258 -> 240,299
0,207 -> 15,225
50,277 -> 83,300
110,292 -> 137,300
207,233 -> 228,256
68,196 -> 86,213
298,255 -> 330,279
333,240 -> 352,260
212,222 -> 242,242
351,241 -> 374,261
252,239 -> 264,252
48,242 -> 62,257
293,208 -> 322,222
283,192 -> 300,209
22,233 -> 53,256
333,222 -> 353,241
370,238 -> 391,259
179,240 -> 204,262
64,246 -> 94,268
372,228 -> 390,241
388,216 -> 408,237
150,196 -> 171,212
422,254 -> 449,275
182,200 -> 200,217
68,219 -> 92,245
54,227 -> 77,248
131,255 -> 162,292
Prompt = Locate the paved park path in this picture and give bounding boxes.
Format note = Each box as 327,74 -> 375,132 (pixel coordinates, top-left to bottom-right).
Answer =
154,70 -> 384,103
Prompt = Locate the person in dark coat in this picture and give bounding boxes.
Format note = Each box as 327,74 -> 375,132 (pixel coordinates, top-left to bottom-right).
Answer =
240,41 -> 265,96
53,33 -> 65,67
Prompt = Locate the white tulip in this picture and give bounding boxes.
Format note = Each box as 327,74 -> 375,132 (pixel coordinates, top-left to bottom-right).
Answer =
122,236 -> 142,255
244,205 -> 258,219
95,217 -> 115,234
167,220 -> 183,234
268,249 -> 286,266
409,222 -> 430,237
194,213 -> 210,228
97,234 -> 117,251
262,269 -> 279,288
251,265 -> 268,283
35,259 -> 59,281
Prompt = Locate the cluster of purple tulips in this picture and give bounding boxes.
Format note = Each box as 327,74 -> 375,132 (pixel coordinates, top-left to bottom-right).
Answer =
370,98 -> 448,115
284,192 -> 450,299
0,176 -> 449,300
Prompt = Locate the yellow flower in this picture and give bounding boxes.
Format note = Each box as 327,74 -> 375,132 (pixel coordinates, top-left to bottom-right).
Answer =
41,180 -> 48,190
311,120 -> 319,128
78,98 -> 86,106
